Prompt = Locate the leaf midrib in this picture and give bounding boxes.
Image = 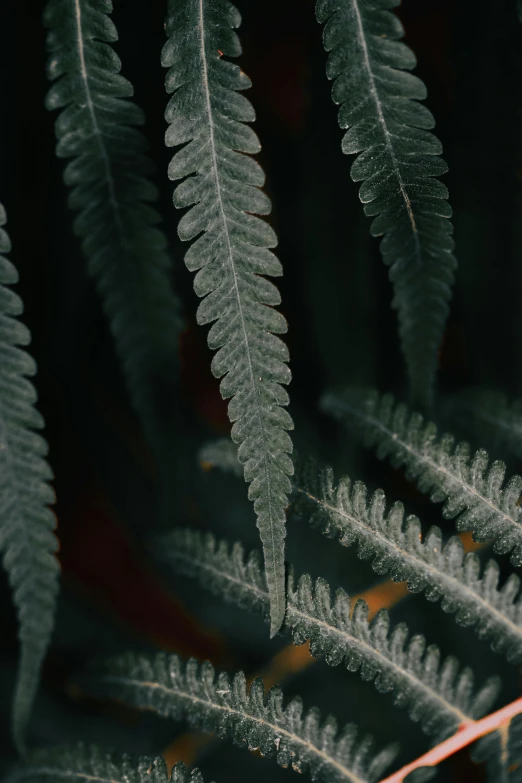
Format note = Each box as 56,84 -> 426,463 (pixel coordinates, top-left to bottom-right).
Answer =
99,674 -> 366,783
74,0 -> 125,238
350,0 -> 422,262
196,0 -> 283,629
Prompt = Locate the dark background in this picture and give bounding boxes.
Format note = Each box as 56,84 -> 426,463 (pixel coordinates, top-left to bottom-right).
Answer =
0,0 -> 521,780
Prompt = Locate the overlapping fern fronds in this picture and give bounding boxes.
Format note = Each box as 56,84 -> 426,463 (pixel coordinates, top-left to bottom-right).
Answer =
195,440 -> 522,663
322,389 -> 522,566
0,205 -> 60,752
4,744 -> 207,783
82,651 -> 397,783
162,0 -> 293,632
317,0 -> 456,409
293,458 -> 522,662
157,528 -> 499,741
44,0 -> 183,509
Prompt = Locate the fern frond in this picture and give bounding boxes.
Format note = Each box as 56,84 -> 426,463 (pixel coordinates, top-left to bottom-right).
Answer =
83,652 -> 397,783
44,0 -> 183,504
444,389 -> 522,461
4,744 -> 207,783
0,204 -> 60,752
157,527 -> 268,616
317,0 -> 456,409
293,458 -> 522,663
162,0 -> 294,634
157,528 -> 499,741
322,389 -> 522,565
199,437 -> 244,477
471,713 -> 522,783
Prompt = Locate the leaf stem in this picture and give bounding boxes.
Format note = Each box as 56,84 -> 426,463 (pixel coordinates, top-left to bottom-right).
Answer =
378,696 -> 522,783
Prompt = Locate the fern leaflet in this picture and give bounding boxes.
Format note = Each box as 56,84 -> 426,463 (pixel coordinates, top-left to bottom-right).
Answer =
162,0 -> 294,634
317,0 -> 456,408
471,713 -> 522,783
158,528 -> 499,741
293,458 -> 522,662
4,744 -> 207,783
322,389 -> 522,565
82,651 -> 397,783
44,0 -> 183,509
0,204 -> 60,752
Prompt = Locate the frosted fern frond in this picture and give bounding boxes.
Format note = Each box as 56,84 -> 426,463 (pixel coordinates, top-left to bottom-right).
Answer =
443,389 -> 522,461
199,437 -> 243,477
322,389 -> 522,565
161,0 -> 294,635
156,527 -> 268,616
472,713 -> 522,783
0,204 -> 60,752
44,0 -> 183,502
156,528 -> 499,741
82,652 -> 397,783
3,744 -> 208,783
317,0 -> 456,409
293,459 -> 522,663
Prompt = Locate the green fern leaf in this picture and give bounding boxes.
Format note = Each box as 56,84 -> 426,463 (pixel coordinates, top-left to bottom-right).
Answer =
156,528 -> 499,741
0,205 -> 60,752
472,713 -> 522,783
317,0 -> 456,409
293,458 -> 522,663
322,388 -> 522,565
44,0 -> 183,507
162,0 -> 294,634
3,744 -> 207,783
82,651 -> 397,783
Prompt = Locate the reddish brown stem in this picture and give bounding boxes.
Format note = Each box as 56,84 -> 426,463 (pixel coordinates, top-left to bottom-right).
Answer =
378,696 -> 522,783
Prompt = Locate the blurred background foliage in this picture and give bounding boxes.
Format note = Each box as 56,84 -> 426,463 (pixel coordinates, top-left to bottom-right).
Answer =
0,0 -> 521,780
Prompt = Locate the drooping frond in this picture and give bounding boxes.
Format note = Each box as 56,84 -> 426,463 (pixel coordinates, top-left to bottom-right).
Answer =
0,205 -> 60,752
322,388 -> 522,565
3,744 -> 208,783
156,528 -> 499,741
472,713 -> 522,783
82,652 -> 397,783
317,0 -> 456,409
199,437 -> 243,477
443,389 -> 522,461
44,0 -> 183,507
162,0 -> 294,634
292,458 -> 522,663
